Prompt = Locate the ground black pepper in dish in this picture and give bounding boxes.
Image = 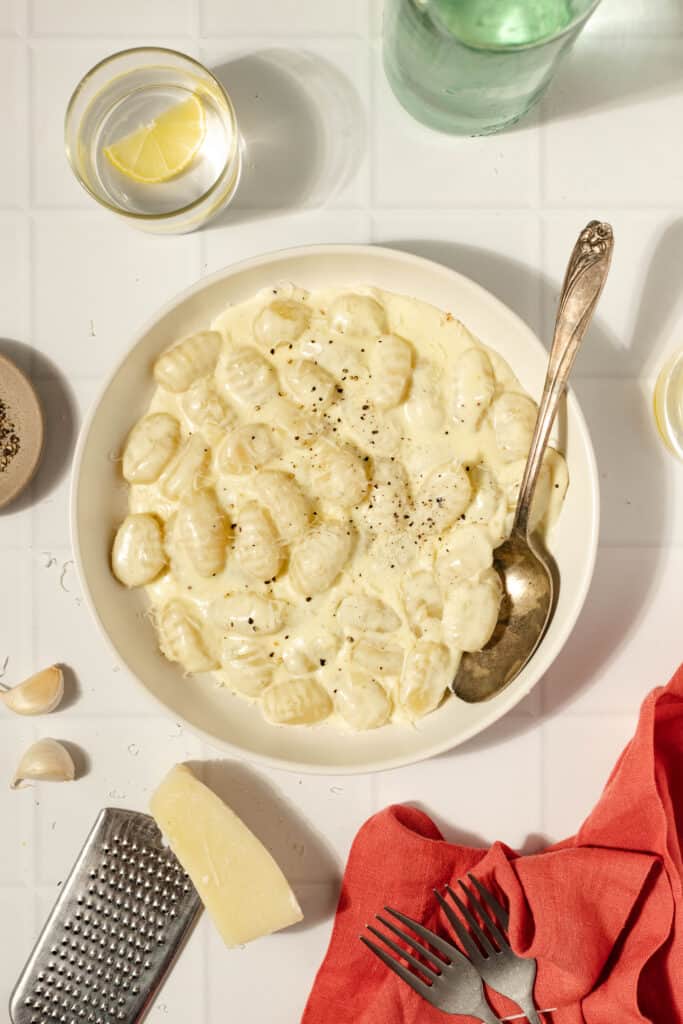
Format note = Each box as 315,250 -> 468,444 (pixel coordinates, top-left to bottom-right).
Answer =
0,397 -> 20,473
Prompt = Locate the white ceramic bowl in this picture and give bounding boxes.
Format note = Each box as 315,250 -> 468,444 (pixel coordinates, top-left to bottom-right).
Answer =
71,245 -> 599,774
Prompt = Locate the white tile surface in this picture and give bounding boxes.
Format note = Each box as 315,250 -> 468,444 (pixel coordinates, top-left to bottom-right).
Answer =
573,377 -> 683,545
372,46 -> 541,209
202,40 -> 370,211
0,889 -> 33,1003
377,720 -> 544,852
541,714 -> 637,841
542,36 -> 683,204
0,214 -> 30,358
200,0 -> 365,37
30,376 -> 91,548
0,41 -> 28,208
206,884 -> 338,1023
0,720 -> 36,883
0,0 -> 23,36
33,717 -> 204,885
371,211 -> 542,330
201,210 -> 371,274
31,0 -> 196,36
31,546 -> 162,720
0,550 -> 33,683
540,547 -> 683,717
33,211 -> 200,378
2,4 -> 682,1022
588,0 -> 683,35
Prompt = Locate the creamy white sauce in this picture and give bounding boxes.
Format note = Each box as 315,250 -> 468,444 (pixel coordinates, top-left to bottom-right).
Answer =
116,284 -> 568,731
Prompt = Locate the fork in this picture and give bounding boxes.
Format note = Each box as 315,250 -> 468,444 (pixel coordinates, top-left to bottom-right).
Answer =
361,906 -> 503,1023
435,874 -> 540,1024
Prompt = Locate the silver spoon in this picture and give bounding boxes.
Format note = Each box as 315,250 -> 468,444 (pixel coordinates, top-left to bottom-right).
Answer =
453,220 -> 614,703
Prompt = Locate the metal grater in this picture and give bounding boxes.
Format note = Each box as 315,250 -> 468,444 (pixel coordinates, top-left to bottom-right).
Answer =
10,808 -> 202,1024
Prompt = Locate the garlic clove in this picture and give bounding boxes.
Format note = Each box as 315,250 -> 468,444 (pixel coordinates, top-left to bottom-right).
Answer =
0,665 -> 64,716
11,738 -> 76,789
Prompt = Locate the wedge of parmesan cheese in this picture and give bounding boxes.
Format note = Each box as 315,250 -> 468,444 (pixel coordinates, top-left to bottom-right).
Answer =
150,763 -> 303,946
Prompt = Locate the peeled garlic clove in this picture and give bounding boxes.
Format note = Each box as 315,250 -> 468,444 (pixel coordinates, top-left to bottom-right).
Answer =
11,738 -> 76,789
0,665 -> 64,716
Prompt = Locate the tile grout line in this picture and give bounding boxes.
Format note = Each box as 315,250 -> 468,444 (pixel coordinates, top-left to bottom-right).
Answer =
24,0 -> 42,937
194,3 -> 210,1021
16,202 -> 683,216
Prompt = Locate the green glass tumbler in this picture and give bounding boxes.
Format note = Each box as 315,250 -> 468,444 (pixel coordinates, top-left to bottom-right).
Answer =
383,0 -> 602,135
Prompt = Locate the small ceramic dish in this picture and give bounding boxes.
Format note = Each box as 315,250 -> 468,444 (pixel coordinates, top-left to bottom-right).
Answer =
0,354 -> 44,510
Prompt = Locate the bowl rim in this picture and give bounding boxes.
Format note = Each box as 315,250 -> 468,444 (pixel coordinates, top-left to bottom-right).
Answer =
70,243 -> 600,774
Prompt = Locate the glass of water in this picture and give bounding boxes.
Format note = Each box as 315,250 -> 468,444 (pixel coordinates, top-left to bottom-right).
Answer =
383,0 -> 602,135
65,48 -> 241,233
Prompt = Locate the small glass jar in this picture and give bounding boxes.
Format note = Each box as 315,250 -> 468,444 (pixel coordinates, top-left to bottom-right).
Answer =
653,350 -> 683,460
65,47 -> 241,233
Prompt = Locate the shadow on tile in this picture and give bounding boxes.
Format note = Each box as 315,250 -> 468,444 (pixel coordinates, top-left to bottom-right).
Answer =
0,338 -> 78,516
56,663 -> 81,713
208,49 -> 366,228
385,237 -> 669,732
540,33 -> 683,124
286,882 -> 340,936
62,739 -> 90,781
186,759 -> 340,928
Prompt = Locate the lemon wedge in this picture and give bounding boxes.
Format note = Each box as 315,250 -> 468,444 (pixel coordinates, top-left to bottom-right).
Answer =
104,94 -> 206,184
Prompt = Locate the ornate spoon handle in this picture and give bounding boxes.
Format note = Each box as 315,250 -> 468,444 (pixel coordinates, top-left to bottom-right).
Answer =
513,220 -> 614,538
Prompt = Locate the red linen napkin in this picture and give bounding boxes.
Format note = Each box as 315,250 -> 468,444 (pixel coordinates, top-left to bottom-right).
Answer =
302,664 -> 683,1024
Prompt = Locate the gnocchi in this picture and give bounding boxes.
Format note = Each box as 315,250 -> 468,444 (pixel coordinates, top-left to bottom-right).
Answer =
157,600 -> 217,674
337,594 -> 401,633
162,432 -> 209,500
122,412 -> 179,484
289,521 -> 355,595
115,283 -> 568,731
254,298 -> 310,347
336,674 -> 392,730
280,358 -> 336,411
341,397 -> 401,456
400,641 -> 454,718
416,462 -> 471,534
154,330 -> 222,393
351,638 -> 404,677
176,488 -> 227,577
263,677 -> 332,725
452,348 -> 496,429
218,423 -> 279,475
308,441 -> 369,508
328,293 -> 386,336
219,639 -> 274,696
210,593 -> 288,636
253,470 -> 312,542
218,346 -> 278,407
465,464 -> 507,544
436,524 -> 494,585
442,570 -> 503,653
182,379 -> 233,430
401,571 -> 442,636
371,334 -> 413,409
365,458 -> 411,534
112,514 -> 166,587
234,501 -> 283,582
492,392 -> 538,462
404,363 -> 444,430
